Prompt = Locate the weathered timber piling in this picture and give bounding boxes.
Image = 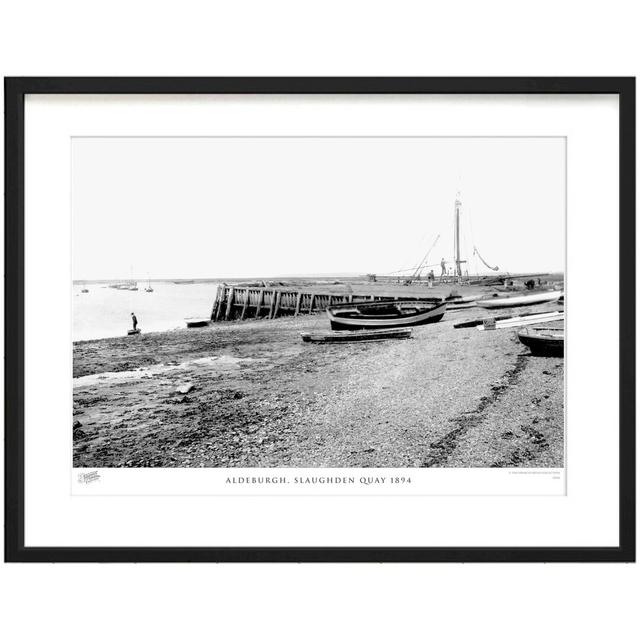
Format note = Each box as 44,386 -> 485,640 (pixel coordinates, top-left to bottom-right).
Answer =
210,285 -> 440,323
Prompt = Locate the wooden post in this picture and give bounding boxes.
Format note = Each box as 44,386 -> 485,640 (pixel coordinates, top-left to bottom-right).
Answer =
215,286 -> 227,321
327,295 -> 332,309
294,292 -> 302,316
224,286 -> 235,320
273,291 -> 282,318
255,289 -> 265,318
348,294 -> 353,303
267,290 -> 277,319
308,294 -> 315,314
240,289 -> 251,320
210,285 -> 221,320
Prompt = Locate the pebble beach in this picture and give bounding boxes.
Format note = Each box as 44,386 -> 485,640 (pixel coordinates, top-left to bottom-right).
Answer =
73,294 -> 564,468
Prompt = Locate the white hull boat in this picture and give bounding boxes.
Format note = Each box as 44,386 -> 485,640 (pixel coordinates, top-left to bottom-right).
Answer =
476,290 -> 562,309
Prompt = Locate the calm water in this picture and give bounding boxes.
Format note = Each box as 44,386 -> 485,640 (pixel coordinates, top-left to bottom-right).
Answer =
73,282 -> 222,341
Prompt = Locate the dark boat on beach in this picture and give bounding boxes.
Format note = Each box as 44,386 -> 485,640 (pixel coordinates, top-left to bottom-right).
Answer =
517,327 -> 564,357
301,328 -> 412,343
326,299 -> 446,331
185,318 -> 210,328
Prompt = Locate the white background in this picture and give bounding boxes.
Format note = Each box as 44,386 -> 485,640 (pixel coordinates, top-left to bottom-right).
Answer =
1,1 -> 638,639
27,94 -> 607,546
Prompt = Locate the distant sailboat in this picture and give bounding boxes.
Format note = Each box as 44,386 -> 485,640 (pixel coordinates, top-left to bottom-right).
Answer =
126,265 -> 138,291
109,280 -> 138,290
145,275 -> 154,293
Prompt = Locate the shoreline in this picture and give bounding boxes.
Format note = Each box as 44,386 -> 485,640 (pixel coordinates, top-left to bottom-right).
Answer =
73,277 -> 564,344
73,302 -> 564,468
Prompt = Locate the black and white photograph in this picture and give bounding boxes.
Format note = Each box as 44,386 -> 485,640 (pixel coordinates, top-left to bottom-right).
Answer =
72,135 -> 565,471
2,0 -> 638,634
4,73 -> 634,573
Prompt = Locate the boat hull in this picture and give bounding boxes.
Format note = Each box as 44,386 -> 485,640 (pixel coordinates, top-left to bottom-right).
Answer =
477,290 -> 562,309
327,302 -> 447,331
445,294 -> 483,304
301,328 -> 412,343
517,329 -> 564,357
185,319 -> 210,328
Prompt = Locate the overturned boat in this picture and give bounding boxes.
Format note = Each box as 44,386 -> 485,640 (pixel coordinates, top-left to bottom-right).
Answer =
476,290 -> 562,309
185,318 -> 210,328
326,299 -> 446,331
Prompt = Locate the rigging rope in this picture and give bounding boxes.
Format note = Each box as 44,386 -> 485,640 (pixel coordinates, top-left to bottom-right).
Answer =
473,246 -> 499,271
467,204 -> 499,273
410,234 -> 440,279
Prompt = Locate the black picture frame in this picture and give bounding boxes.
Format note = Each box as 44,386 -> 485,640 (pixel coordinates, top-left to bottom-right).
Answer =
4,77 -> 635,563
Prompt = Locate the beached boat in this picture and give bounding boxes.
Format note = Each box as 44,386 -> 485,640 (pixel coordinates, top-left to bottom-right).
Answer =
127,328 -> 141,336
445,293 -> 483,304
517,327 -> 564,357
476,290 -> 562,309
81,288 -> 89,293
326,300 -> 446,331
301,328 -> 412,343
442,293 -> 482,310
185,318 -> 210,328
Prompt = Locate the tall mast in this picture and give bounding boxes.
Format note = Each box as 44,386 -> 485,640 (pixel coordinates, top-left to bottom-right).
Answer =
454,195 -> 462,277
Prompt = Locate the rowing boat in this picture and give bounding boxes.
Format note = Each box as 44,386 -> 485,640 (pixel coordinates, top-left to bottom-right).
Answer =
517,327 -> 564,357
301,328 -> 412,343
185,318 -> 210,328
127,328 -> 141,336
326,300 -> 447,331
476,290 -> 563,309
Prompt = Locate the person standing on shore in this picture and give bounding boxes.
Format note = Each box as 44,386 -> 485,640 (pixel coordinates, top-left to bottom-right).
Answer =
131,312 -> 138,331
440,258 -> 447,281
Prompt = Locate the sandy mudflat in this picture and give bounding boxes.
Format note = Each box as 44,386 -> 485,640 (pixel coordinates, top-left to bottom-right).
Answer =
72,303 -> 564,468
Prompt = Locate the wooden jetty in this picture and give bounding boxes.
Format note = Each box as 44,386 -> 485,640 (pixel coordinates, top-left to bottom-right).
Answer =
209,284 -> 443,323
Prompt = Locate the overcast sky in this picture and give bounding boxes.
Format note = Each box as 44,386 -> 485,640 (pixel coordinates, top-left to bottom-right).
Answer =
72,137 -> 565,280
